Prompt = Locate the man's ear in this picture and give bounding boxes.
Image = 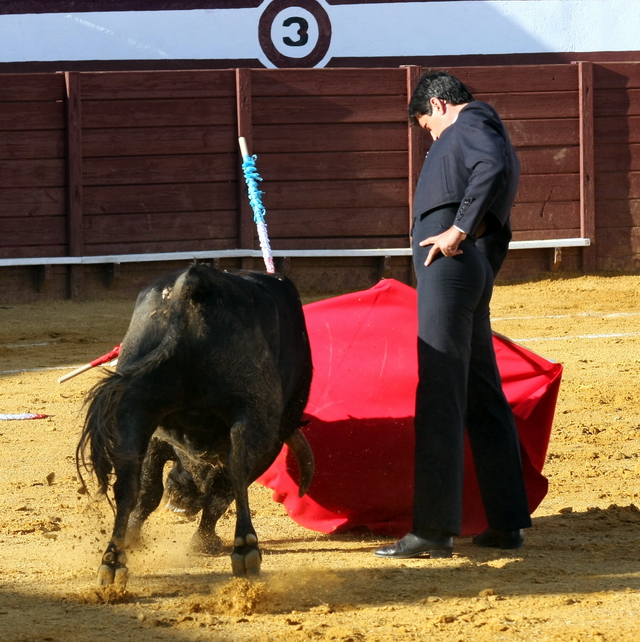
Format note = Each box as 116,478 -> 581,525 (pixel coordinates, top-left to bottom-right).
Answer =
429,97 -> 446,114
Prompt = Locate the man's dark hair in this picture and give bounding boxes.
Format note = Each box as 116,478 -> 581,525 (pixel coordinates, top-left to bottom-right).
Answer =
408,71 -> 474,126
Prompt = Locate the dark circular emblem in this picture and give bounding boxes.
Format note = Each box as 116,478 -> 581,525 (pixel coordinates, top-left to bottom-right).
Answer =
259,0 -> 332,68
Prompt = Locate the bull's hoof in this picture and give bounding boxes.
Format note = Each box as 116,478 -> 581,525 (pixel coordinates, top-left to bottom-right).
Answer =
114,566 -> 129,589
97,562 -> 129,588
190,530 -> 223,556
97,546 -> 129,587
231,534 -> 261,577
97,564 -> 115,586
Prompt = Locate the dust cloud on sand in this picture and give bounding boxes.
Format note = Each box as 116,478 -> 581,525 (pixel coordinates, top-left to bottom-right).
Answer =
0,274 -> 640,641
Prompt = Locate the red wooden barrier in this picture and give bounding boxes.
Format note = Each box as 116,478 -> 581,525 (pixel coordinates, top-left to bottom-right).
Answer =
1,62 -> 639,301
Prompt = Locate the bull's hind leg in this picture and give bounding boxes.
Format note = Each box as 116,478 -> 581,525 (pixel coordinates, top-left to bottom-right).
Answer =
98,427 -> 152,588
98,461 -> 141,587
127,437 -> 176,547
228,419 -> 266,577
190,469 -> 234,555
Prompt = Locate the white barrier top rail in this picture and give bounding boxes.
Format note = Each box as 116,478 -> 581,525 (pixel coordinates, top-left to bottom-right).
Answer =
0,238 -> 590,267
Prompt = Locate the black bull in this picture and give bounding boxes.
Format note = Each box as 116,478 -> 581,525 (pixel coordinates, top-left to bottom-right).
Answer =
77,264 -> 314,587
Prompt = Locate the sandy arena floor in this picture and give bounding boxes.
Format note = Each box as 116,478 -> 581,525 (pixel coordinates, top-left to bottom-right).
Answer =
0,274 -> 639,641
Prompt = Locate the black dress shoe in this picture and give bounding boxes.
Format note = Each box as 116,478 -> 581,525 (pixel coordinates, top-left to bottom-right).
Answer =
472,528 -> 524,549
374,532 -> 453,559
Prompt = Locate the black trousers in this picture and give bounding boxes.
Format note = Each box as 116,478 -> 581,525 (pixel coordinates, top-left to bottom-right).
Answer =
411,207 -> 532,535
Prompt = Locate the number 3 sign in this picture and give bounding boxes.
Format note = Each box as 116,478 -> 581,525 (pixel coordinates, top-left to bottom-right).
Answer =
259,0 -> 332,68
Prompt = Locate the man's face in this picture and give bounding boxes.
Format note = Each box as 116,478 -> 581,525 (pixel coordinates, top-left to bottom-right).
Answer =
417,98 -> 452,141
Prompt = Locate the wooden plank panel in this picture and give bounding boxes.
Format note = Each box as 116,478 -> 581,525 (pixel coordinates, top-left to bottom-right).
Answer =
82,97 -> 237,128
420,123 -> 580,157
264,207 -> 407,238
594,198 -> 640,226
503,247 -> 581,278
597,253 -> 640,272
79,262 -> 186,301
594,63 -> 640,90
0,187 -> 65,217
83,155 -> 237,186
442,65 -> 578,94
83,183 -> 237,215
82,126 -> 237,157
0,103 -> 65,131
83,212 -> 236,245
0,159 -> 65,187
0,131 -> 64,160
0,246 -> 68,260
0,268 -> 71,303
252,68 -> 406,96
282,260 -> 404,294
0,216 -> 66,245
475,91 -> 578,121
259,151 -> 407,181
511,201 -> 580,231
517,146 -> 580,174
267,236 -> 409,250
79,70 -> 237,100
0,73 -> 66,102
410,91 -> 579,123
594,89 -> 640,118
253,179 -> 407,209
253,65 -> 577,98
596,172 -> 640,200
594,143 -> 640,172
506,118 -> 579,147
84,238 -> 240,256
474,92 -> 579,120
253,123 -> 407,153
510,228 -> 582,242
517,174 -> 580,203
499,251 -> 555,281
252,95 -> 406,125
595,116 -> 640,144
502,246 -> 582,278
596,226 -> 640,256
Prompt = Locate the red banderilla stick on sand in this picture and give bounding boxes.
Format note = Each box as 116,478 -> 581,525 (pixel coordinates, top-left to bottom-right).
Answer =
57,344 -> 121,384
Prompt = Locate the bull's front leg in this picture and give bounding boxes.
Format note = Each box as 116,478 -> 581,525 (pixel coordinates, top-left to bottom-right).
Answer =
98,459 -> 143,588
228,420 -> 262,577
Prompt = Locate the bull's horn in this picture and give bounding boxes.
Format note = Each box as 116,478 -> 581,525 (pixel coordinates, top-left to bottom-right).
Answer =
285,429 -> 315,497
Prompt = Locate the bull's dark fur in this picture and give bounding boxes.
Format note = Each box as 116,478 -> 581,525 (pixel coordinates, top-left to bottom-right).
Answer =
77,263 -> 313,584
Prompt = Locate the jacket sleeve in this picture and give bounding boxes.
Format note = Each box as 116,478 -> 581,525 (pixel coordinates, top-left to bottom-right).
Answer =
451,114 -> 509,236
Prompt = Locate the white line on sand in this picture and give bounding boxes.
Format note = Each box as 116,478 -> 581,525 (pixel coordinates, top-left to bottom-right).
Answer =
511,332 -> 640,343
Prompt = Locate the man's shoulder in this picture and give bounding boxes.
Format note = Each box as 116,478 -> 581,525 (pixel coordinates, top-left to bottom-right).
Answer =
454,101 -> 507,143
460,100 -> 502,123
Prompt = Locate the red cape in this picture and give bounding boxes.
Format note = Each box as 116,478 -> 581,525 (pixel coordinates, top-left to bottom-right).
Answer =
258,279 -> 562,537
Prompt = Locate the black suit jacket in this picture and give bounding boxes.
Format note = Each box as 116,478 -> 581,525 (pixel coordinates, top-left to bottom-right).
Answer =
412,101 -> 520,240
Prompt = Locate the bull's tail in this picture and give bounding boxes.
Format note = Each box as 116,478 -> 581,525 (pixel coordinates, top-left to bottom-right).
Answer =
76,267 -> 203,494
76,370 -> 131,496
285,428 -> 314,497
